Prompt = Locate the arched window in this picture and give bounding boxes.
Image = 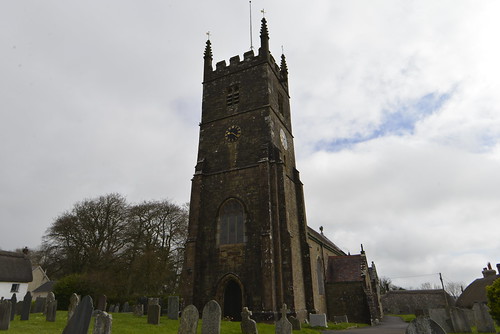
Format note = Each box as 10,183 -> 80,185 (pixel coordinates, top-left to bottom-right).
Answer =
219,199 -> 245,245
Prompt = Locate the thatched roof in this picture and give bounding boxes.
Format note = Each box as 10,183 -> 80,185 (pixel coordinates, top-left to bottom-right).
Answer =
0,250 -> 33,282
456,272 -> 499,308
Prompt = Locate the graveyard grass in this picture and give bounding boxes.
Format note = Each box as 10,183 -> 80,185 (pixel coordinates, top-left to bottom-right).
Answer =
7,312 -> 367,334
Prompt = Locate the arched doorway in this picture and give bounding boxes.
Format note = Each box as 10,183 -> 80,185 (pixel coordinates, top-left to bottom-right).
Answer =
223,280 -> 242,321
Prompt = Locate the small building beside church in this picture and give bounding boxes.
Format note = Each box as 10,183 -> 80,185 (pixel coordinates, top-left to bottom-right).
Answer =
180,16 -> 382,323
0,250 -> 33,299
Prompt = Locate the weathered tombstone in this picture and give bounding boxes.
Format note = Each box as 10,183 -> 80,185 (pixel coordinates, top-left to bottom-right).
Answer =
450,307 -> 471,333
68,293 -> 80,321
333,315 -> 348,323
122,302 -> 130,313
178,304 -> 199,334
108,304 -> 115,313
472,302 -> 496,333
9,294 -> 16,321
45,292 -> 57,322
168,296 -> 180,319
241,307 -> 258,334
138,297 -> 148,315
96,294 -> 107,312
0,300 -> 12,330
15,301 -> 23,315
33,297 -> 46,313
93,310 -> 112,334
276,304 -> 292,334
288,316 -> 301,330
147,299 -> 161,325
113,304 -> 120,313
309,313 -> 327,328
405,316 -> 446,334
201,300 -> 221,334
133,304 -> 144,317
20,291 -> 32,320
62,295 -> 94,334
429,308 -> 453,333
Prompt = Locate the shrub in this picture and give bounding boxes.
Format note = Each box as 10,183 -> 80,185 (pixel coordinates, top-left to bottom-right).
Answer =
52,274 -> 94,310
486,277 -> 500,324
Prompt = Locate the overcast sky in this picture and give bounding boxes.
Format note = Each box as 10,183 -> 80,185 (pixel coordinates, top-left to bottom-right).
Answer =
1,1 -> 499,289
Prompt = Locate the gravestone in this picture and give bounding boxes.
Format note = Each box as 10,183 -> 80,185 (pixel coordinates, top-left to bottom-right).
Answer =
201,300 -> 221,334
405,316 -> 446,334
241,307 -> 258,334
133,304 -> 144,317
138,297 -> 148,315
45,292 -> 57,322
168,296 -> 179,319
62,295 -> 94,334
15,301 -> 23,315
429,308 -> 453,333
96,294 -> 107,312
93,310 -> 112,334
147,299 -> 161,325
20,291 -> 32,320
309,313 -> 327,328
276,304 -> 292,334
472,302 -> 496,333
333,315 -> 348,323
108,304 -> 115,313
114,304 -> 120,313
0,300 -> 12,330
33,297 -> 46,313
122,302 -> 130,313
178,304 -> 199,334
288,316 -> 301,330
450,307 -> 471,333
68,293 -> 80,321
9,293 -> 16,321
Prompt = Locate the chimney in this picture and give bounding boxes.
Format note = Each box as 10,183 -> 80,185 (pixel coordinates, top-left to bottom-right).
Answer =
482,263 -> 496,278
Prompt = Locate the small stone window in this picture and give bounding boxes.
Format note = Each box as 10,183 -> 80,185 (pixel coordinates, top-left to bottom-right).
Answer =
219,199 -> 245,245
10,283 -> 20,293
227,86 -> 240,106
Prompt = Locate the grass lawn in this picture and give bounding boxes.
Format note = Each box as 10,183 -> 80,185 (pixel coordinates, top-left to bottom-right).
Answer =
7,311 -> 368,334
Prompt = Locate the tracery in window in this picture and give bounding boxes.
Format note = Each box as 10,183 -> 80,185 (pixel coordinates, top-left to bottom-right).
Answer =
219,199 -> 245,244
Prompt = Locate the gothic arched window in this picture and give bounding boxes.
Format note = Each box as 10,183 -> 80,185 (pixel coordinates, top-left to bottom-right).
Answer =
219,199 -> 245,245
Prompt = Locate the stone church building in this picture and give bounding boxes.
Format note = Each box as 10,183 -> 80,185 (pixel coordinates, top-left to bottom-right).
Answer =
180,17 -> 382,323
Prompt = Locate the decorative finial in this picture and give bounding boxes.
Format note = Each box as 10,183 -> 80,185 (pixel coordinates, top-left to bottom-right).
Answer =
259,15 -> 270,56
319,226 -> 323,234
204,39 -> 212,60
261,8 -> 266,18
206,31 -> 211,40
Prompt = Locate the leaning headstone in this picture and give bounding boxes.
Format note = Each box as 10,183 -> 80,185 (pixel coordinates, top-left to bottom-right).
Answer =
201,300 -> 221,334
147,299 -> 161,325
276,304 -> 292,334
429,308 -> 453,333
68,293 -> 80,321
450,307 -> 471,333
178,304 -> 199,334
93,310 -> 112,334
472,302 -> 496,333
96,294 -> 107,312
405,316 -> 446,334
45,292 -> 57,322
122,302 -> 130,313
168,296 -> 179,319
288,316 -> 301,330
9,293 -> 16,321
333,315 -> 348,323
309,313 -> 327,328
0,300 -> 12,330
241,307 -> 258,334
133,304 -> 144,317
62,295 -> 94,334
20,291 -> 32,320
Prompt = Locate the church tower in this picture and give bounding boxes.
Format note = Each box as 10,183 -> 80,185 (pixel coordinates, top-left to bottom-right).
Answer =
181,18 -> 314,321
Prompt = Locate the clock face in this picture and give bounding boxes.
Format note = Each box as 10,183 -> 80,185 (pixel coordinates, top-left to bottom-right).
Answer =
280,128 -> 288,150
225,125 -> 241,142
